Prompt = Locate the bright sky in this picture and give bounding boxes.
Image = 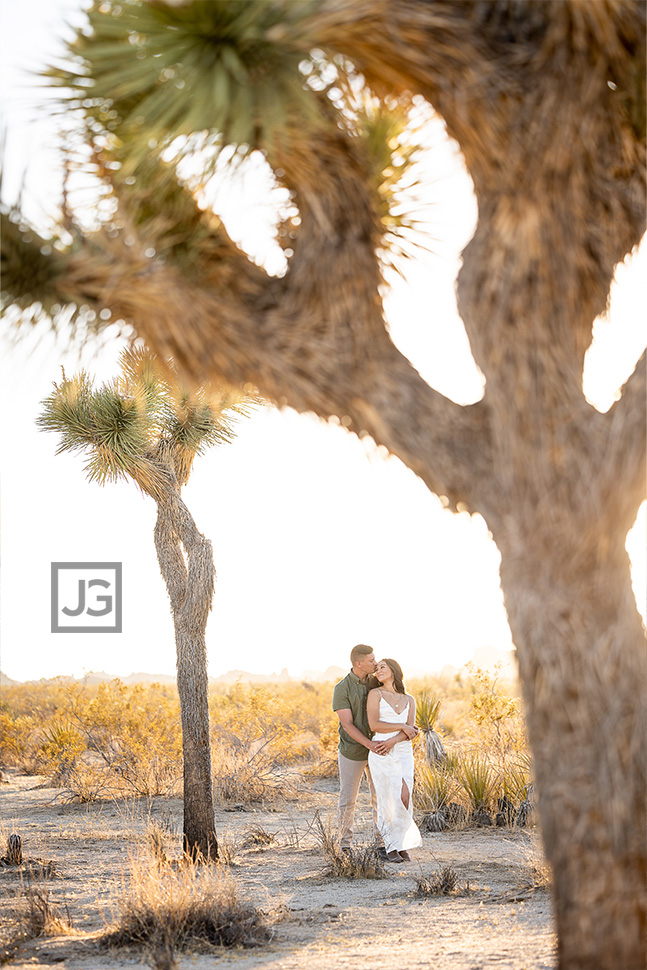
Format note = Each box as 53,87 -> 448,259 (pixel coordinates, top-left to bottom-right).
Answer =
0,0 -> 645,685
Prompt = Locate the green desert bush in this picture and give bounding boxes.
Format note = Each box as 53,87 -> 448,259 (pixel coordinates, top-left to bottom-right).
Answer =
415,690 -> 442,732
457,753 -> 498,818
415,763 -> 457,815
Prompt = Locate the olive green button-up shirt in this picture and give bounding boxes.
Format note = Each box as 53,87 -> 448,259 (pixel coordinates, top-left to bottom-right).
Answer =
332,670 -> 373,761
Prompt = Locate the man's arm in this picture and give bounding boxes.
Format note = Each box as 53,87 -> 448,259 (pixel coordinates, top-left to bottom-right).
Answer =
336,708 -> 390,755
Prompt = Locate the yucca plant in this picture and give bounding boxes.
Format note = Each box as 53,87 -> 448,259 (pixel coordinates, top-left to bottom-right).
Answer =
38,348 -> 254,859
457,754 -> 497,821
415,763 -> 455,815
501,760 -> 532,805
443,749 -> 462,775
415,762 -> 458,832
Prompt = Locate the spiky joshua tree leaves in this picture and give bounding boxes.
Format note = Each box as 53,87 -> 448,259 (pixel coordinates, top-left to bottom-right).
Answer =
38,349 -> 252,860
4,3 -> 646,967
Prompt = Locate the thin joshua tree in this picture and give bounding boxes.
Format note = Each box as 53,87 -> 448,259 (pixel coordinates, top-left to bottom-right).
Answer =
38,348 -> 252,860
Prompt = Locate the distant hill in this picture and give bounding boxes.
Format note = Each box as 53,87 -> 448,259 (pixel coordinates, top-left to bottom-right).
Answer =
211,668 -> 292,684
64,670 -> 179,686
300,666 -> 346,683
1,655 -> 516,687
1,666 -> 348,687
210,665 -> 346,684
0,671 -> 21,687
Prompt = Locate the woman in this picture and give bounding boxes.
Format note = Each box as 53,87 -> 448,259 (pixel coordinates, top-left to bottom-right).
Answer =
367,659 -> 422,863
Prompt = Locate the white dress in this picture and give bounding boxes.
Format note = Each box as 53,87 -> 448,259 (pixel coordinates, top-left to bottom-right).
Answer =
368,695 -> 422,853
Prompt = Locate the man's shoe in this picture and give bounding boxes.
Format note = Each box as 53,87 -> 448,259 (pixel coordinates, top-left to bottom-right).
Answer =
376,847 -> 388,861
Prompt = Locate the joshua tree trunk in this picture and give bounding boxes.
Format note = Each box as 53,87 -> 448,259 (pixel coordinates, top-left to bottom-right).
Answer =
154,487 -> 218,861
497,525 -> 646,970
422,730 -> 447,768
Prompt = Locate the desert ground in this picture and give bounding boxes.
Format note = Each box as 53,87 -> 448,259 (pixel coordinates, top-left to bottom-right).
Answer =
0,769 -> 556,970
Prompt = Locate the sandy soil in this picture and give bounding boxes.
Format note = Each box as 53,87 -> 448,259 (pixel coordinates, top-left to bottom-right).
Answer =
0,771 -> 556,969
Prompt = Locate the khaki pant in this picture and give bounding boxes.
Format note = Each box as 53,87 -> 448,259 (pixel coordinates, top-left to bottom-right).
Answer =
337,752 -> 381,848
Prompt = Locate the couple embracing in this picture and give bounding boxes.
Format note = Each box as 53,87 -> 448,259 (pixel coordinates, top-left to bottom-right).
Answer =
332,644 -> 422,863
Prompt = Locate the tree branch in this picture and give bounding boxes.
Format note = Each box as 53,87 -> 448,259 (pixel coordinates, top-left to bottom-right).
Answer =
307,0 -> 646,381
597,354 -> 647,532
10,114 -> 491,510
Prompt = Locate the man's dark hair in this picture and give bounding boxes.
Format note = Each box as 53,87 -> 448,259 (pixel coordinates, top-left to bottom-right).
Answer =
350,643 -> 373,665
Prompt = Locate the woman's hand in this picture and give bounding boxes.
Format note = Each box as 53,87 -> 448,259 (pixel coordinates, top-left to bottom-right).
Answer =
401,724 -> 419,740
370,738 -> 391,756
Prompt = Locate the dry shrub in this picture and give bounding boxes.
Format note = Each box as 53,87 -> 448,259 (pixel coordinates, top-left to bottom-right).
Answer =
464,665 -> 527,768
489,838 -> 552,903
2,680 -> 182,800
310,810 -> 385,880
413,866 -> 473,898
64,681 -> 182,798
210,681 -> 339,771
322,844 -> 386,880
19,880 -> 73,938
309,809 -> 338,857
523,836 -> 552,893
209,681 -> 334,806
211,744 -> 296,807
0,876 -> 72,959
147,821 -> 173,866
241,826 -> 277,849
301,715 -> 339,778
0,711 -> 42,774
101,855 -> 272,955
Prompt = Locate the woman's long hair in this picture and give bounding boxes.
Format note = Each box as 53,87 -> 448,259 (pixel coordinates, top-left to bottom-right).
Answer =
369,658 -> 406,694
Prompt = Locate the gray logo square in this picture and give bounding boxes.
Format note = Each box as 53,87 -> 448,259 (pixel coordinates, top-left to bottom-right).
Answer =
51,562 -> 122,633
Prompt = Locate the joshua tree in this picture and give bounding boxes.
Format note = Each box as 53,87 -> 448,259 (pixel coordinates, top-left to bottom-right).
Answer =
3,3 -> 645,966
38,348 -> 251,860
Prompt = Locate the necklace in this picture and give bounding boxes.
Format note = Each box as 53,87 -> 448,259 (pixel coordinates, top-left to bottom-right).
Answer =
381,688 -> 407,712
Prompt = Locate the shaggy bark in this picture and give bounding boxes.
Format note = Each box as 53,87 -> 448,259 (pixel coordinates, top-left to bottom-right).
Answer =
422,730 -> 447,768
497,523 -> 646,970
154,486 -> 217,861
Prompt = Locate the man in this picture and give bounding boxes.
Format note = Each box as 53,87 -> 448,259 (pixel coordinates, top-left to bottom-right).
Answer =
332,643 -> 408,851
